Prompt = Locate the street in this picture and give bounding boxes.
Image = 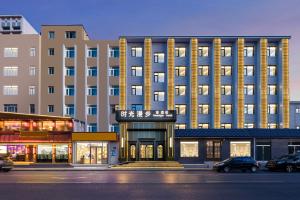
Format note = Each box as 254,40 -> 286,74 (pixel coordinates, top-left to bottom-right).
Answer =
0,170 -> 300,200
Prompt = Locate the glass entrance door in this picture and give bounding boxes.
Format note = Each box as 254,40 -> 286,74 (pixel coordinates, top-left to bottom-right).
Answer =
139,143 -> 154,161
90,146 -> 107,164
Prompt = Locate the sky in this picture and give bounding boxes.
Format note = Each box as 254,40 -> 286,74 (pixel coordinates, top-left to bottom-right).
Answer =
1,0 -> 300,100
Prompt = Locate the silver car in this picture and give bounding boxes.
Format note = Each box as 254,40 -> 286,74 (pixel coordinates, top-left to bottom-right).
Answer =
0,155 -> 13,172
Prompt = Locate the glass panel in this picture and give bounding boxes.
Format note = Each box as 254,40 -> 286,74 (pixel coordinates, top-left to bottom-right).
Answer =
91,147 -> 97,164
180,141 -> 198,157
146,145 -> 153,159
140,145 -> 146,159
130,145 -> 136,159
37,145 -> 52,162
7,145 -> 26,161
230,141 -> 251,157
157,145 -> 163,159
55,144 -> 68,162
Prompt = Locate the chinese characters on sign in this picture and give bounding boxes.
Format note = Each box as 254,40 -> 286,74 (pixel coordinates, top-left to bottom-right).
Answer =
116,110 -> 176,122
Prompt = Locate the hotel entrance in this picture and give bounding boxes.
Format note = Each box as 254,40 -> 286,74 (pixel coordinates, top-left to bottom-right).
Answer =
139,142 -> 154,161
129,140 -> 165,161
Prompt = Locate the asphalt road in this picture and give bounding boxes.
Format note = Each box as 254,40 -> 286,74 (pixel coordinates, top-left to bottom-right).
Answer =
0,170 -> 300,200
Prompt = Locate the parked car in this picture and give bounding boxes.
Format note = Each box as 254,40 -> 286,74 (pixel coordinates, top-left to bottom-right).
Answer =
0,155 -> 14,172
213,157 -> 259,173
266,154 -> 300,172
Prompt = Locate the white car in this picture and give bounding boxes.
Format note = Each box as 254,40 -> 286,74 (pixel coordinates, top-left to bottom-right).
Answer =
0,155 -> 13,172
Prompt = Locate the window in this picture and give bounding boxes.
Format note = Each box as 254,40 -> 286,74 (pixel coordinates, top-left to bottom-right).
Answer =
4,48 -> 18,57
65,85 -> 75,96
175,85 -> 186,96
87,105 -> 97,115
244,104 -> 255,114
198,85 -> 209,95
48,86 -> 54,94
221,124 -> 232,129
87,48 -> 97,57
110,124 -> 119,132
175,104 -> 186,115
288,142 -> 300,154
154,72 -> 165,83
221,104 -> 232,114
206,141 -> 221,159
268,65 -> 277,76
180,141 -> 198,157
221,85 -> 232,95
48,105 -> 54,113
244,85 -> 254,95
3,86 -> 18,95
268,123 -> 277,129
109,85 -> 119,96
87,86 -> 97,96
154,91 -> 165,101
199,104 -> 209,114
30,48 -> 36,57
4,104 -> 17,112
29,86 -> 36,95
230,141 -> 251,157
65,66 -> 75,76
244,46 -> 254,57
29,66 -> 36,76
48,48 -> 55,56
175,47 -> 186,57
48,67 -> 54,75
48,31 -> 55,39
29,104 -> 35,114
109,67 -> 119,77
65,47 -> 75,58
244,65 -> 254,76
131,85 -> 143,95
221,65 -> 232,76
65,104 -> 75,116
131,66 -> 143,76
110,104 -> 119,113
87,123 -> 97,132
256,142 -> 271,161
154,53 -> 165,63
198,123 -> 209,129
268,104 -> 277,114
109,47 -> 119,58
175,124 -> 186,129
175,66 -> 186,76
87,67 -> 97,76
244,123 -> 255,128
296,108 -> 300,114
131,47 -> 143,57
221,46 -> 232,57
65,31 -> 76,39
3,66 -> 18,76
268,85 -> 277,95
267,46 -> 276,57
198,46 -> 209,57
198,65 -> 209,76
131,104 -> 143,111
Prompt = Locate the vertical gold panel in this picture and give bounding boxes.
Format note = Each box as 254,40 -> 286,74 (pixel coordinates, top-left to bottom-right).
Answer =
190,38 -> 198,128
119,38 -> 127,110
237,38 -> 245,128
167,38 -> 175,110
214,38 -> 221,128
144,38 -> 152,110
282,39 -> 290,128
260,38 -> 268,128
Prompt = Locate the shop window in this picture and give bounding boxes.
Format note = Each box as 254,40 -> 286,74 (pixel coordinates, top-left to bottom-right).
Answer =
55,145 -> 68,162
230,141 -> 251,157
76,142 -> 108,164
37,145 -> 52,162
180,141 -> 199,157
288,142 -> 300,154
256,142 -> 271,161
0,145 -> 7,154
206,141 -> 221,159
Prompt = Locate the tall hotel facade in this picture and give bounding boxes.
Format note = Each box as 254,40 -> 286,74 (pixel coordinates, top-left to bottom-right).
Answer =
119,36 -> 290,129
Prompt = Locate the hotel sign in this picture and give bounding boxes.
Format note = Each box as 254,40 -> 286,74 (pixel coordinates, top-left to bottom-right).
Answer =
116,110 -> 176,122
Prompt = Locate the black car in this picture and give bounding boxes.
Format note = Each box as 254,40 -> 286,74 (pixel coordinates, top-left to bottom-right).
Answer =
266,154 -> 300,172
213,157 -> 259,173
0,155 -> 14,172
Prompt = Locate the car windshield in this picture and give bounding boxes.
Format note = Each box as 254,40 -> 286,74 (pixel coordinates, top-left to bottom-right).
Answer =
222,158 -> 232,163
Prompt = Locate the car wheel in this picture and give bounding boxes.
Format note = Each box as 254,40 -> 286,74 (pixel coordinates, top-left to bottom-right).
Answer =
250,166 -> 258,173
286,165 -> 293,173
223,166 -> 230,173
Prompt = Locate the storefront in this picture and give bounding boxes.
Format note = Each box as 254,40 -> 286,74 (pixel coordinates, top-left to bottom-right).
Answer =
72,132 -> 118,165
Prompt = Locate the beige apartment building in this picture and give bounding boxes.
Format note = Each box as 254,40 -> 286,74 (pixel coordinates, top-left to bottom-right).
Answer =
40,25 -> 119,132
0,15 -> 40,114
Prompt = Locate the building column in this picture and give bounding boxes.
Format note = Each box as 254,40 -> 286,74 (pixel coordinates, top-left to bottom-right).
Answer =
144,38 -> 152,110
33,145 -> 37,162
167,38 -> 175,110
25,145 -> 30,162
119,37 -> 127,110
282,39 -> 290,128
213,38 -> 221,128
237,38 -> 245,128
68,143 -> 72,163
52,144 -> 56,163
190,38 -> 198,128
260,38 -> 268,128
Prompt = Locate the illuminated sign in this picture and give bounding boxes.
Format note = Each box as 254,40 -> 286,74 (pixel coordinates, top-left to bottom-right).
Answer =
116,110 -> 176,122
